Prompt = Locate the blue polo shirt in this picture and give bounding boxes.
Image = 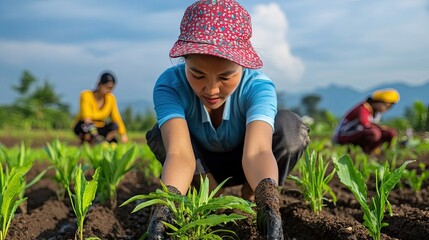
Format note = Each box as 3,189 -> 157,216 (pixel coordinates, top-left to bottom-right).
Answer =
153,64 -> 277,152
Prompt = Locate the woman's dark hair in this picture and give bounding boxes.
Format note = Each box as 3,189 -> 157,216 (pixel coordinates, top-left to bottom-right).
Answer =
367,97 -> 384,104
98,71 -> 116,86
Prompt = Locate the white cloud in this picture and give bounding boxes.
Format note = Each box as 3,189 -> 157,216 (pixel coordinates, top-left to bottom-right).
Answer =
271,0 -> 429,92
251,3 -> 305,86
1,1 -> 429,106
0,39 -> 173,106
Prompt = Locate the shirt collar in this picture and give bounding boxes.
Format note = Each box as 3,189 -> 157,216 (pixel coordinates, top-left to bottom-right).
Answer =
201,97 -> 231,123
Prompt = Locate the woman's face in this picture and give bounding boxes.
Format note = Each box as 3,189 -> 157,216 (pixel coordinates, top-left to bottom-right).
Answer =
98,81 -> 115,95
185,54 -> 242,111
373,101 -> 393,113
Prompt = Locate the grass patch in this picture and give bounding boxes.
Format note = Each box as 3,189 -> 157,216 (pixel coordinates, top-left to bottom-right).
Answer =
0,129 -> 148,147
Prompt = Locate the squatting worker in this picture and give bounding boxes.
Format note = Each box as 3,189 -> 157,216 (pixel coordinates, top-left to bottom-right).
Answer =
333,88 -> 400,154
145,0 -> 310,239
72,71 -> 128,144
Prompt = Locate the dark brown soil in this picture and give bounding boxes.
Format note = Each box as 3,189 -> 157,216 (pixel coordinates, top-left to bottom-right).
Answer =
3,137 -> 429,240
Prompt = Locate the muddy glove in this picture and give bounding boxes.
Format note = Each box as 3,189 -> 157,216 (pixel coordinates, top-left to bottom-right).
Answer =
255,178 -> 284,240
147,185 -> 181,240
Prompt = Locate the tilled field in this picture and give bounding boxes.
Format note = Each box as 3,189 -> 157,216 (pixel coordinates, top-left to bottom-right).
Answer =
7,153 -> 429,240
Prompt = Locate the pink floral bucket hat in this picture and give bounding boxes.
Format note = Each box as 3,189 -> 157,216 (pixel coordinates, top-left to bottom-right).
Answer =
169,0 -> 263,69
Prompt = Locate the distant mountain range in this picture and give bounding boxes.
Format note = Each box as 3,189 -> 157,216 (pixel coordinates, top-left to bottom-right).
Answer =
119,80 -> 429,119
282,81 -> 429,119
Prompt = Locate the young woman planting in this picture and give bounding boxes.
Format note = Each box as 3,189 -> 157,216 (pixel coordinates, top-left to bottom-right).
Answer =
145,0 -> 309,239
72,71 -> 128,144
332,88 -> 400,154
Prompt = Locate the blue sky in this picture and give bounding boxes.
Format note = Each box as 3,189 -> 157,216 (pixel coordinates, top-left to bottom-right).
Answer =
1,0 -> 429,111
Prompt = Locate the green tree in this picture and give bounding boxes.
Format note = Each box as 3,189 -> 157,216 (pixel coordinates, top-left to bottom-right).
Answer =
120,107 -> 156,132
0,70 -> 71,130
12,70 -> 36,96
138,110 -> 156,131
277,91 -> 287,110
405,101 -> 428,132
30,80 -> 62,108
122,106 -> 134,130
301,94 -> 321,117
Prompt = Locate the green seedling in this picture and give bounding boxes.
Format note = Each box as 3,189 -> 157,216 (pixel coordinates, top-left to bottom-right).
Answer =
0,143 -> 49,213
0,165 -> 28,240
138,144 -> 162,183
84,144 -> 137,208
121,176 -> 255,239
346,145 -> 373,181
333,155 -> 413,240
68,165 -> 100,240
45,139 -> 81,200
382,137 -> 416,171
413,139 -> 429,155
289,149 -> 337,213
402,162 -> 429,202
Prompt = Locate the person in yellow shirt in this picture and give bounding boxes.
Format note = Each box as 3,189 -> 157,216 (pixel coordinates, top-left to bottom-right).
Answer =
73,71 -> 128,144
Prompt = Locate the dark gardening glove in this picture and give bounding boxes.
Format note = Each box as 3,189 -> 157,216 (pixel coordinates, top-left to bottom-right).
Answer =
147,185 -> 181,240
255,178 -> 284,240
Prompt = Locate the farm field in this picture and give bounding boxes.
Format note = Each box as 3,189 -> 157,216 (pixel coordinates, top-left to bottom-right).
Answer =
1,133 -> 429,240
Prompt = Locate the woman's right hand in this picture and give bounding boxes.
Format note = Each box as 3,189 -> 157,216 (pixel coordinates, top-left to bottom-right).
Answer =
147,186 -> 181,240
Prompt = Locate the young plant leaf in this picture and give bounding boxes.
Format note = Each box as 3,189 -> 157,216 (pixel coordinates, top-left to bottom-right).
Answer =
122,176 -> 255,239
68,166 -> 100,240
334,155 -> 369,211
334,154 -> 414,240
0,166 -> 27,240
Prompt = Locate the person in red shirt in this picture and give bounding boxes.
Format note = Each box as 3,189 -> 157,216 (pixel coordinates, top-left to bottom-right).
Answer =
333,88 -> 400,154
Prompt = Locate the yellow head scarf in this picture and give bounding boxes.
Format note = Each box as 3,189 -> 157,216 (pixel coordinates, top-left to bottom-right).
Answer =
371,88 -> 400,104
